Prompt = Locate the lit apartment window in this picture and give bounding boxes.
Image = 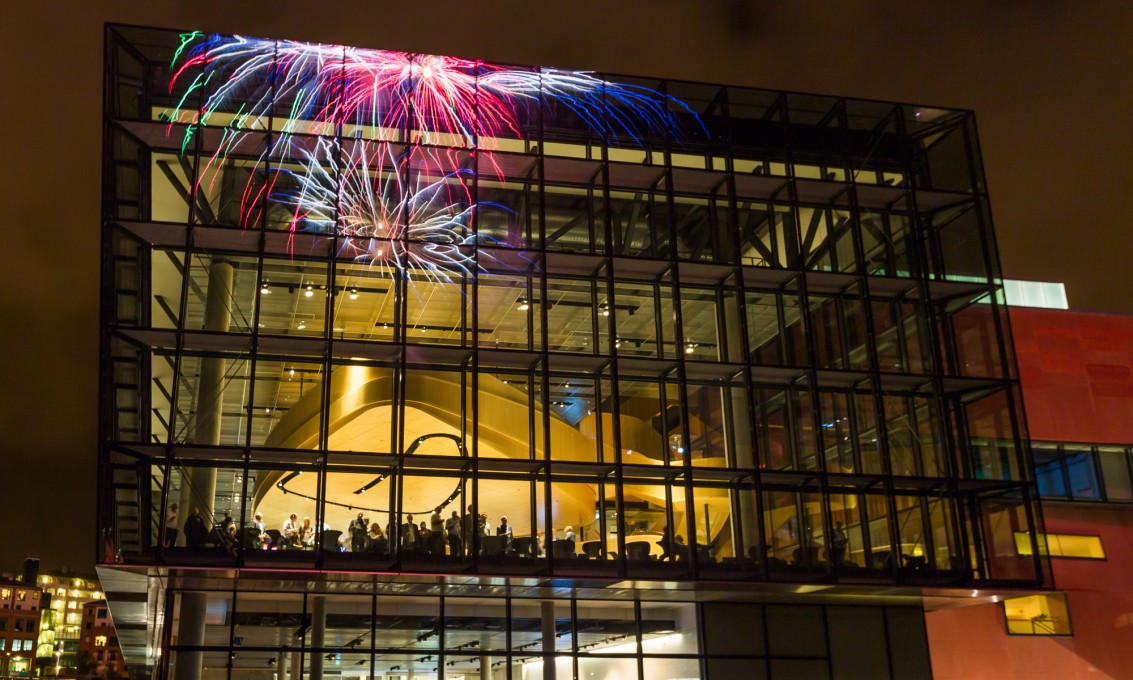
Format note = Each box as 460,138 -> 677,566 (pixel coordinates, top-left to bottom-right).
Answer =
16,591 -> 25,601
1,589 -> 9,599
1004,593 -> 1072,635
95,635 -> 107,647
1014,532 -> 1106,559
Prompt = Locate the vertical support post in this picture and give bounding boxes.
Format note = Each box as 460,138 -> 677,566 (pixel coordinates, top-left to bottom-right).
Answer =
176,260 -> 233,538
171,592 -> 207,680
541,601 -> 556,680
310,595 -> 326,680
275,651 -> 287,680
479,633 -> 494,680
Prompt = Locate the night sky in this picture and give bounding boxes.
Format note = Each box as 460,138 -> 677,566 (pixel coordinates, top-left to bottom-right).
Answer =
3,2 -> 1130,573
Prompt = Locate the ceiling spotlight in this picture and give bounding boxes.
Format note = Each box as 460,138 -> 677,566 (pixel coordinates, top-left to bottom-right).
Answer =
297,321 -> 307,330
304,284 -> 314,298
516,296 -> 530,311
349,288 -> 359,300
614,339 -> 622,349
260,282 -> 271,295
598,302 -> 610,317
684,342 -> 697,354
289,368 -> 295,378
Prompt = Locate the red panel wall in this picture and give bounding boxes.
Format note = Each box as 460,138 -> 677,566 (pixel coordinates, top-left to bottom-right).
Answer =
1009,308 -> 1133,445
926,505 -> 1133,679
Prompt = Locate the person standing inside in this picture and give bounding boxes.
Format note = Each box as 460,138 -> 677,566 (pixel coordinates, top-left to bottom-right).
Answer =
401,514 -> 418,553
830,521 -> 849,565
430,507 -> 446,555
252,512 -> 268,549
300,517 -> 315,549
349,511 -> 369,553
446,509 -> 462,557
497,516 -> 514,554
183,507 -> 208,549
282,513 -> 300,549
463,505 -> 476,556
164,503 -> 180,548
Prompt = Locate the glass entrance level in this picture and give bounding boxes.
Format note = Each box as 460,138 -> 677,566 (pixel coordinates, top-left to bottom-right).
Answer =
100,25 -> 1045,593
139,579 -> 934,680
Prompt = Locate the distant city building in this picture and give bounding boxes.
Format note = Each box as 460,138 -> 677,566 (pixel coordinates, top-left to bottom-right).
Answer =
32,569 -> 103,677
0,561 -> 44,677
77,601 -> 128,678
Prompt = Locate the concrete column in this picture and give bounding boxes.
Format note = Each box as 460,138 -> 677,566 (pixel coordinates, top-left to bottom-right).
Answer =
275,651 -> 287,680
176,260 -> 233,543
541,601 -> 556,680
310,595 -> 327,680
172,591 -> 207,680
290,645 -> 301,680
479,633 -> 494,680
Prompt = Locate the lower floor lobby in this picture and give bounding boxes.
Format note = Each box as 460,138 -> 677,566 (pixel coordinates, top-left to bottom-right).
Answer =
99,568 -> 947,680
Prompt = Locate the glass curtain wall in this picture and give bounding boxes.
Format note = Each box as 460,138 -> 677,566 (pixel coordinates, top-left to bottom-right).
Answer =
100,25 -> 1044,588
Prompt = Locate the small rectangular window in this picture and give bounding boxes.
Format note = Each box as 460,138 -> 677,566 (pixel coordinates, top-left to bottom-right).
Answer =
1005,594 -> 1072,635
1014,532 -> 1105,559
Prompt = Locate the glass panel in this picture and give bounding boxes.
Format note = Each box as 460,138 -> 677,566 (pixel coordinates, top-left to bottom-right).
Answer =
327,363 -> 396,454
332,260 -> 398,342
745,289 -> 805,366
859,210 -> 914,277
1065,450 -> 1100,500
1032,445 -> 1066,498
1099,447 -> 1133,500
1003,594 -> 1072,635
828,494 -> 864,570
819,391 -> 855,474
617,378 -> 676,463
735,202 -> 797,268
545,276 -> 597,353
680,287 -> 720,361
808,293 -> 869,371
249,358 -> 324,449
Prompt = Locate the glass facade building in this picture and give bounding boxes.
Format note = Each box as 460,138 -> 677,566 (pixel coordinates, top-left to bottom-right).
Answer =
99,25 -> 1048,679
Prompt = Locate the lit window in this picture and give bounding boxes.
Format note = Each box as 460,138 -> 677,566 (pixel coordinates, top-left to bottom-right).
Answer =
31,593 -> 38,600
95,636 -> 107,647
68,602 -> 78,609
1004,593 -> 1072,635
1,589 -> 9,599
1014,532 -> 1106,559
0,639 -> 5,650
16,591 -> 26,601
